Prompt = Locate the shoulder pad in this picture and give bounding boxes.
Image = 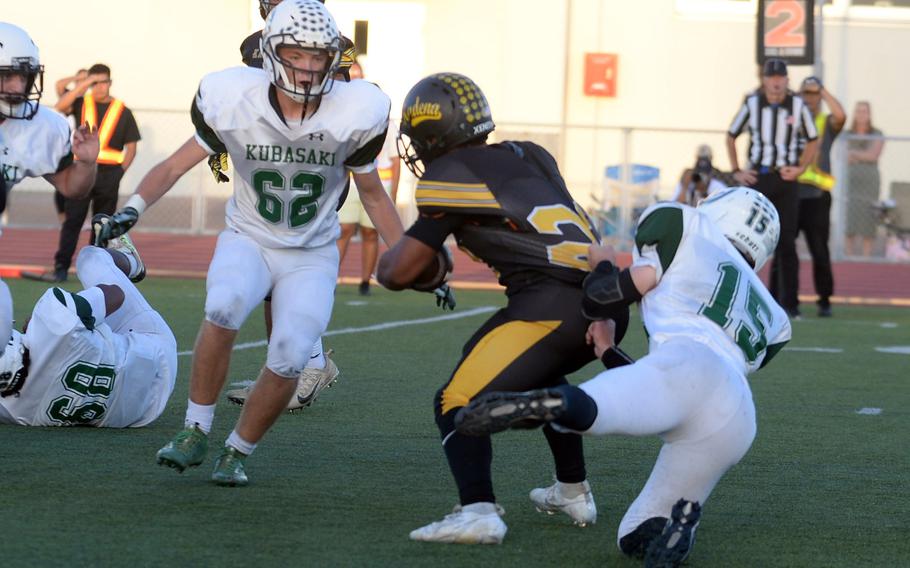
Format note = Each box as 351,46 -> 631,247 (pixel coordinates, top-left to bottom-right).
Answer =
636,201 -> 687,225
34,105 -> 71,137
416,152 -> 502,215
196,67 -> 270,131
634,203 -> 690,273
328,80 -> 390,128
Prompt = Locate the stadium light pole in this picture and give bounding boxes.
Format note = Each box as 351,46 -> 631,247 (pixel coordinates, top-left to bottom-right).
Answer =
559,0 -> 572,167
814,0 -> 825,80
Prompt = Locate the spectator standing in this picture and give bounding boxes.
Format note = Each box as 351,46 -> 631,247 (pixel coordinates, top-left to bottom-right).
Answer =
29,64 -> 139,283
796,77 -> 846,317
845,101 -> 884,258
54,68 -> 87,98
337,62 -> 401,295
726,58 -> 818,318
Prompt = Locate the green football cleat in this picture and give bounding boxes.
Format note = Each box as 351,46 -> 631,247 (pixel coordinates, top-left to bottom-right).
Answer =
156,425 -> 208,472
211,446 -> 249,487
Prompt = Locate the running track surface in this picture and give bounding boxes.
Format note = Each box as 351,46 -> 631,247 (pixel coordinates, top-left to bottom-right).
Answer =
1,228 -> 908,306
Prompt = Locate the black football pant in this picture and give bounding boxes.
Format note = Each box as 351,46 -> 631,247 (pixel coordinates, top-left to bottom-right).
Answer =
433,282 -> 596,506
797,188 -> 834,307
54,165 -> 124,272
755,173 -> 799,313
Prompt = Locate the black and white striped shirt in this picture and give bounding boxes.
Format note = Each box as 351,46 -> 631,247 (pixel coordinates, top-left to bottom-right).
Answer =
728,91 -> 818,170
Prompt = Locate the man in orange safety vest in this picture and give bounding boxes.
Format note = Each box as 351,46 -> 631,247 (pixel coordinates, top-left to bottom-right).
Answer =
33,63 -> 141,282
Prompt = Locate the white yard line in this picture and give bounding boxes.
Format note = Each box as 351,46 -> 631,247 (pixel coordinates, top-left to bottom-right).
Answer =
783,347 -> 844,353
874,346 -> 910,355
856,408 -> 883,415
177,306 -> 498,357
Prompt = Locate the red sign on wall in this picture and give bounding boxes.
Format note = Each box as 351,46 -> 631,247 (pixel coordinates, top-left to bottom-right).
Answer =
584,53 -> 618,98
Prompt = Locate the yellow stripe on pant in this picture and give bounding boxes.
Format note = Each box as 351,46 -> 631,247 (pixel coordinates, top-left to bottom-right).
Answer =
441,320 -> 561,414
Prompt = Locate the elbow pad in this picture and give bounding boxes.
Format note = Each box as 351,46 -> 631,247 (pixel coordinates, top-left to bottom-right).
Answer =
582,261 -> 642,321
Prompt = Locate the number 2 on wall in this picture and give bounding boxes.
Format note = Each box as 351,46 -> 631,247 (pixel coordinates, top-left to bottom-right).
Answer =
765,0 -> 806,48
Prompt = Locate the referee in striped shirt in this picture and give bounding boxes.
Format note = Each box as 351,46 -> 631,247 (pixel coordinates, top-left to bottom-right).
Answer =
726,58 -> 818,318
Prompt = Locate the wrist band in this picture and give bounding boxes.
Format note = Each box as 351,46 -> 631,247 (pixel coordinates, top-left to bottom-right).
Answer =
600,346 -> 635,369
124,194 -> 147,216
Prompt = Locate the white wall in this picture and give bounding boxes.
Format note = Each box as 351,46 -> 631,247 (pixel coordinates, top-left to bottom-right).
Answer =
7,0 -> 909,213
6,0 -> 251,109
4,0 -> 251,199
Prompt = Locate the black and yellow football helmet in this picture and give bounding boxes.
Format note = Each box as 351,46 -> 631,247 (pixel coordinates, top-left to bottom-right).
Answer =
397,73 -> 495,177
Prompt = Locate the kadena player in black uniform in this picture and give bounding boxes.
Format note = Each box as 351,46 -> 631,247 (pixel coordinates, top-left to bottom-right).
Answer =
378,73 -> 631,544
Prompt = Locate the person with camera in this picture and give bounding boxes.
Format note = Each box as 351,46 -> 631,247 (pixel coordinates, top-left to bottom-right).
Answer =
671,155 -> 727,206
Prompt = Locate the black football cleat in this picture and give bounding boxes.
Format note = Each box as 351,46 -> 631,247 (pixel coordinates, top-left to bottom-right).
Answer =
455,389 -> 567,436
644,499 -> 702,568
21,267 -> 67,283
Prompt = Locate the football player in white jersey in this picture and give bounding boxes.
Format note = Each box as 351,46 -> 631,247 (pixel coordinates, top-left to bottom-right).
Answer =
95,0 -> 403,486
0,232 -> 177,428
225,0 -> 354,413
0,22 -> 99,346
456,187 -> 792,566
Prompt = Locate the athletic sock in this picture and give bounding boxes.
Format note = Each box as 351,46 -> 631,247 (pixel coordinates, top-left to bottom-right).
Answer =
123,253 -> 140,279
307,338 -> 325,369
543,424 -> 587,484
552,385 -> 599,432
184,400 -> 215,434
225,430 -> 257,456
438,411 -> 495,505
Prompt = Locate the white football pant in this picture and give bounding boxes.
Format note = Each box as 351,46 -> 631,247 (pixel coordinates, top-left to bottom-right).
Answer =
577,337 -> 756,547
75,246 -> 178,426
205,229 -> 338,378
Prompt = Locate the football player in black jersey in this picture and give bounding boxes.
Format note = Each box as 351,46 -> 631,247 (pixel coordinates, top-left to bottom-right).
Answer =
378,73 -> 630,544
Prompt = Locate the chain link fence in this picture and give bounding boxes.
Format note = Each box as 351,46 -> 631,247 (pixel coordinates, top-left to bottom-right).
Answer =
4,109 -> 908,263
5,108 -> 231,235
833,134 -> 910,262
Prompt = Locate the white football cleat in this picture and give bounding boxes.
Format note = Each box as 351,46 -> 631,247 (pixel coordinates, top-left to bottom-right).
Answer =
91,214 -> 146,282
529,480 -> 597,527
409,502 -> 507,544
292,353 -> 340,410
226,350 -> 340,411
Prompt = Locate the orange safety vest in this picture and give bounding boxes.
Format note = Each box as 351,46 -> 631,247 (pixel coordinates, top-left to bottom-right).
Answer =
81,93 -> 126,165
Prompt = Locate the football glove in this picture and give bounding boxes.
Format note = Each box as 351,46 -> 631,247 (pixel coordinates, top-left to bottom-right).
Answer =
208,152 -> 230,183
433,284 -> 456,311
93,206 -> 139,246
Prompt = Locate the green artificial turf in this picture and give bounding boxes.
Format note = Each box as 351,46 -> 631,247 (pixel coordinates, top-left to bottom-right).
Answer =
2,277 -> 908,566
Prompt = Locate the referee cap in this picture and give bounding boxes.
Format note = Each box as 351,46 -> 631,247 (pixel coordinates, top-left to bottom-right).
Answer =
762,58 -> 788,77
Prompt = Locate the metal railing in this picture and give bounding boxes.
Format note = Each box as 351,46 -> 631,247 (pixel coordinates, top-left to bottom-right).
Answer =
4,109 -> 908,262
